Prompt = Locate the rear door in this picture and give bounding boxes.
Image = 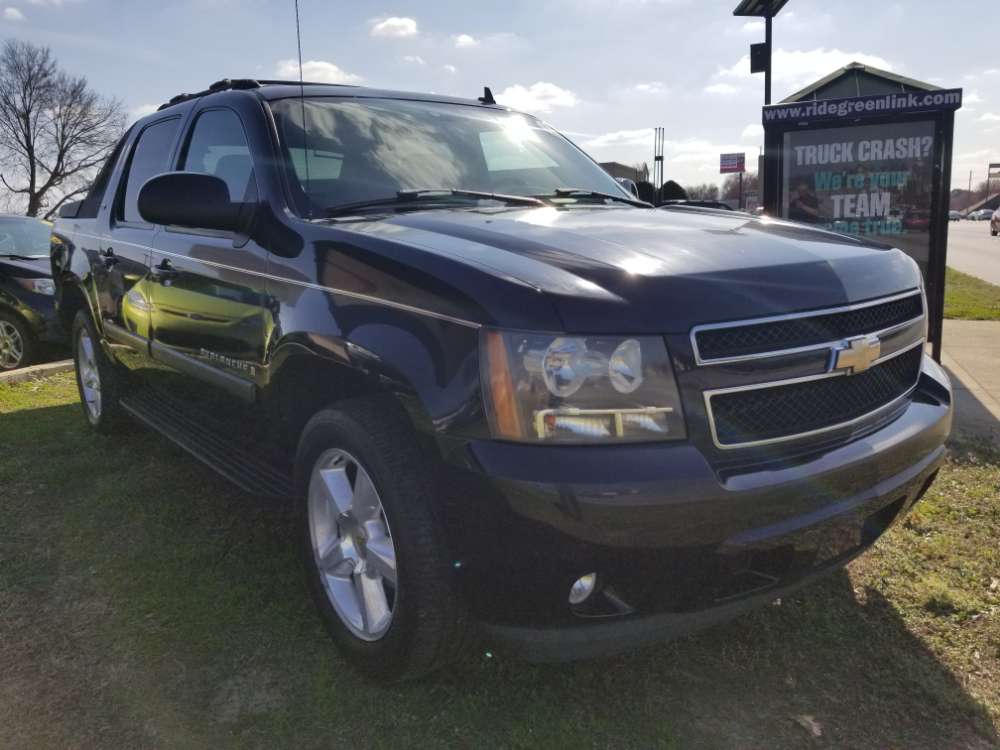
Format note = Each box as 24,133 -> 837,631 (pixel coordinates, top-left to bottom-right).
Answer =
147,105 -> 274,406
99,116 -> 183,371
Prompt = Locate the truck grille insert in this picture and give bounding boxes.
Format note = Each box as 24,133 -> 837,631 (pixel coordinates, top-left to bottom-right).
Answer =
695,293 -> 923,361
709,346 -> 923,448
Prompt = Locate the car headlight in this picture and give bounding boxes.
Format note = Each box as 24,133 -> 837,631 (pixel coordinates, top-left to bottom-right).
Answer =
481,330 -> 686,443
13,277 -> 55,296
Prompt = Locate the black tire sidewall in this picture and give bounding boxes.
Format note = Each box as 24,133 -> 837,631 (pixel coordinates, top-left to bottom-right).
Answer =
71,310 -> 125,432
294,401 -> 462,680
0,311 -> 35,371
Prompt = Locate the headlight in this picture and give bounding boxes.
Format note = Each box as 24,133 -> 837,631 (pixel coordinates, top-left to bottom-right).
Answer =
13,277 -> 55,296
481,330 -> 686,444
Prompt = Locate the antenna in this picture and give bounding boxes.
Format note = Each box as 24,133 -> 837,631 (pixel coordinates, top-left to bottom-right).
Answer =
294,0 -> 311,216
478,87 -> 496,105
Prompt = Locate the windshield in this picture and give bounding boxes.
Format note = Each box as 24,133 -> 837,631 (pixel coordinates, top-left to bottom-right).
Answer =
0,217 -> 51,255
268,97 -> 630,215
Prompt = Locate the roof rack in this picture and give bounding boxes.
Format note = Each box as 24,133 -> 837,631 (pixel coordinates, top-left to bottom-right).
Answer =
156,78 -> 362,111
157,79 -> 258,111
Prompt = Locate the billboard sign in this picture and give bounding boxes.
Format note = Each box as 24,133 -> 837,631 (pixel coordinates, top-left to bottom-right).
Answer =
781,121 -> 936,273
763,89 -> 962,125
720,153 -> 746,174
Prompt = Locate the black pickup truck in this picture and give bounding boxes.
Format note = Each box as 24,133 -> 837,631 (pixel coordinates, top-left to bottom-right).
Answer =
52,79 -> 952,681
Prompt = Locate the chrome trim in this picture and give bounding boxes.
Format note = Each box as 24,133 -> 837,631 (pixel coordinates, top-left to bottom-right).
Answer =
703,340 -> 924,450
71,231 -> 482,329
690,289 -> 923,365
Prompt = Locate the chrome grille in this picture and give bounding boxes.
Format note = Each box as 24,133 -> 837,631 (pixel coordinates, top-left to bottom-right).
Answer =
693,291 -> 923,364
707,345 -> 922,448
694,291 -> 926,450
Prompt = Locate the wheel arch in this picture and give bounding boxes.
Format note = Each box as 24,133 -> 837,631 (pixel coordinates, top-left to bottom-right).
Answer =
264,339 -> 430,457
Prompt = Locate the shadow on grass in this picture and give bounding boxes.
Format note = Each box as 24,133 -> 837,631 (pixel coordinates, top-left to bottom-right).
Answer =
1,402 -> 997,750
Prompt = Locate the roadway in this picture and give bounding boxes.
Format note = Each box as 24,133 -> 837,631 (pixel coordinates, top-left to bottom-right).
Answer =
947,220 -> 1000,286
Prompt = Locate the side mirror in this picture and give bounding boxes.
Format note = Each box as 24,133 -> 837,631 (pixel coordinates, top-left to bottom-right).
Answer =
59,200 -> 82,219
137,172 -> 249,232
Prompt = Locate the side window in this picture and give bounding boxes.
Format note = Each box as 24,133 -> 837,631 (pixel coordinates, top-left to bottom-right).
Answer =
117,118 -> 181,224
78,127 -> 132,219
181,109 -> 254,201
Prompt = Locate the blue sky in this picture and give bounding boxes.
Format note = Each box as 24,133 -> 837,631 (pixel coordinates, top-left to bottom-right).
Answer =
2,0 -> 997,188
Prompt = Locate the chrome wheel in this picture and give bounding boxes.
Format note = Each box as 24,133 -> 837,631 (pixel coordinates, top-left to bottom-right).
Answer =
76,327 -> 102,421
0,320 -> 24,369
308,449 -> 397,641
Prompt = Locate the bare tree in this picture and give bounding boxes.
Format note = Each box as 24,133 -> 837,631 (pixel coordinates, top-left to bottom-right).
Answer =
721,172 -> 759,201
685,183 -> 720,201
0,39 -> 126,218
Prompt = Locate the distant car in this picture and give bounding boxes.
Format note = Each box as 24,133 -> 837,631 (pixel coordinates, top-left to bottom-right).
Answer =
659,199 -> 735,211
991,209 -> 999,236
969,208 -> 994,221
0,215 -> 61,370
949,210 -> 961,221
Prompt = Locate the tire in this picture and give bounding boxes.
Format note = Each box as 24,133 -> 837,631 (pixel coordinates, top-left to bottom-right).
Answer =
71,309 -> 129,433
294,397 -> 470,682
0,311 -> 36,371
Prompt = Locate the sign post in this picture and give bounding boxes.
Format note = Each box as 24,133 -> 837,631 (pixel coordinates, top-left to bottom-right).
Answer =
721,152 -> 747,209
762,88 -> 962,362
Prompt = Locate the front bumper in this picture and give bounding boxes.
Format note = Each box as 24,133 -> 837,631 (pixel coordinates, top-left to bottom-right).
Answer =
444,357 -> 952,660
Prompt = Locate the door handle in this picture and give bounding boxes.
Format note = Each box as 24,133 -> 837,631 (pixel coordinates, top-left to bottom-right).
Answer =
101,247 -> 118,269
151,258 -> 178,281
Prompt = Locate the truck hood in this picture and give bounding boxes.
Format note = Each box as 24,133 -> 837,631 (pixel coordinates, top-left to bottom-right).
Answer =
335,206 -> 921,334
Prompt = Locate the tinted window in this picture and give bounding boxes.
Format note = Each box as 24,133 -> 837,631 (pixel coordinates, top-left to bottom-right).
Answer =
78,128 -> 131,219
119,118 -> 180,224
268,98 -> 628,216
181,109 -> 253,201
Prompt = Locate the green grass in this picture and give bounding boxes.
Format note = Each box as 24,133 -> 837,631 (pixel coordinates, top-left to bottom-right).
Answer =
2,375 -> 999,749
944,267 -> 1000,320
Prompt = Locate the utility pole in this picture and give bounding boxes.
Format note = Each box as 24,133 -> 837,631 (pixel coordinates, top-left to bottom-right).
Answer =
735,0 -> 790,107
764,15 -> 773,105
735,1 -> 791,206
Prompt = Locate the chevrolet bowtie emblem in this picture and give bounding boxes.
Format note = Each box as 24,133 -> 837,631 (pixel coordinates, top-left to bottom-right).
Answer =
833,334 -> 881,375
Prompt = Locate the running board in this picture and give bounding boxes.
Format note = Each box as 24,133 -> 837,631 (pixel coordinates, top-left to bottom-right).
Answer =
120,387 -> 292,498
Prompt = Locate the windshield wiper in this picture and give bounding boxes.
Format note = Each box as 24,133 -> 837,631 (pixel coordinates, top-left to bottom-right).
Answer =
0,253 -> 47,261
535,188 -> 651,208
324,189 -> 544,217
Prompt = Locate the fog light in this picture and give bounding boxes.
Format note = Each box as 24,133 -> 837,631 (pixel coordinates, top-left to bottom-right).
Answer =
569,573 -> 597,605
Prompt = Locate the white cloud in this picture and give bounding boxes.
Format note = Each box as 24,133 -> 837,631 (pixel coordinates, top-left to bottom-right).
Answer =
275,59 -> 362,85
741,20 -> 763,33
27,0 -> 71,4
3,7 -> 25,20
454,33 -> 479,48
979,113 -> 1000,122
584,128 -> 653,150
705,82 -> 739,95
130,103 -> 158,121
442,64 -> 457,74
741,123 -> 764,140
402,55 -> 425,65
371,16 -> 418,38
633,81 -> 667,95
966,91 -> 983,105
711,48 -> 896,95
496,82 -> 577,113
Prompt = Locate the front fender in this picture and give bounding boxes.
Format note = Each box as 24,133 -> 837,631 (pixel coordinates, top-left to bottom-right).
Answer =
266,307 -> 487,441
